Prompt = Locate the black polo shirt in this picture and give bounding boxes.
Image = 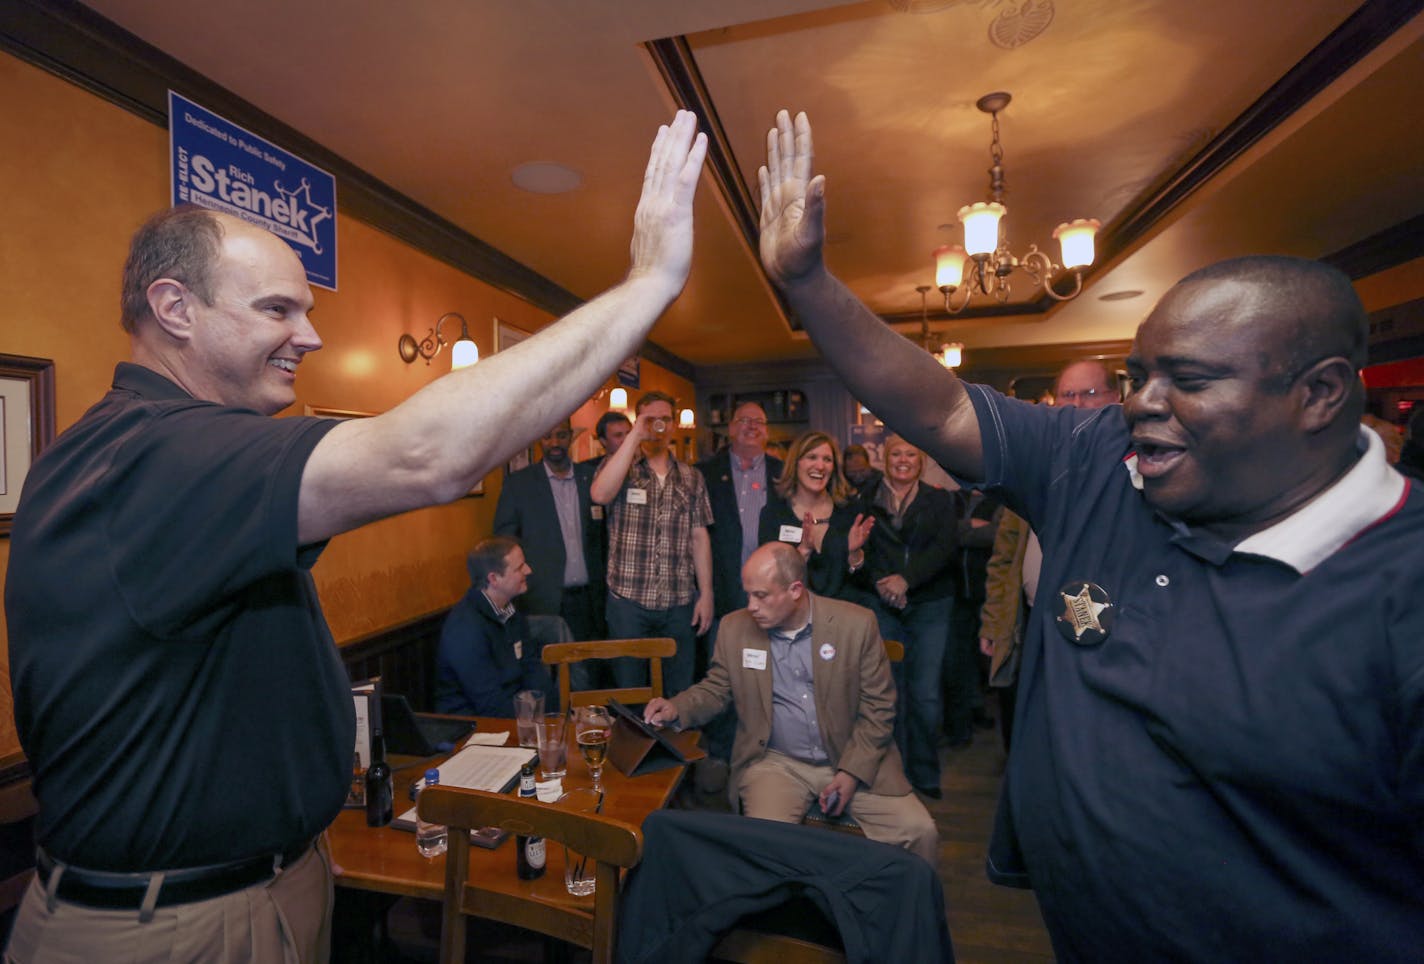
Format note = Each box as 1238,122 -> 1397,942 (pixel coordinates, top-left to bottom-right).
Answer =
6,363 -> 352,871
963,383 -> 1424,962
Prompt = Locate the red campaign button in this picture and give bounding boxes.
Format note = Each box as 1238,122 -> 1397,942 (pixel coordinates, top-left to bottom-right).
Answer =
751,482 -> 762,490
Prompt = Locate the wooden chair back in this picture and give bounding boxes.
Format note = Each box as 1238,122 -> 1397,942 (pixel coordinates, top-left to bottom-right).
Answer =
542,638 -> 677,710
883,638 -> 904,662
418,785 -> 643,964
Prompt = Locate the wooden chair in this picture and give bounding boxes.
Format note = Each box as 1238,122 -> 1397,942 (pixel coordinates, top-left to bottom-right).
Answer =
883,638 -> 904,663
541,637 -> 676,711
417,785 -> 643,964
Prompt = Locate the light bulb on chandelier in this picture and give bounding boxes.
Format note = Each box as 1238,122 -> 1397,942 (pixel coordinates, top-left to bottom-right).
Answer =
933,92 -> 1100,314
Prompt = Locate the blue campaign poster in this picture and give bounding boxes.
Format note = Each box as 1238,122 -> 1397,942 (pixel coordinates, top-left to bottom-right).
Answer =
617,356 -> 641,389
168,91 -> 338,290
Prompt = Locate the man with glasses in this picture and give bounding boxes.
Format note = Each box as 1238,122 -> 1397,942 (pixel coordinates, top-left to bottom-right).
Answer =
698,402 -> 784,651
494,420 -> 604,642
591,390 -> 713,695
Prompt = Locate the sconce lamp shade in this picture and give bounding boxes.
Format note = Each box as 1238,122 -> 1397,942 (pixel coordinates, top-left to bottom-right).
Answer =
958,202 -> 1005,257
609,387 -> 628,410
678,408 -> 695,428
939,343 -> 963,368
934,244 -> 968,290
1053,218 -> 1101,269
450,337 -> 479,370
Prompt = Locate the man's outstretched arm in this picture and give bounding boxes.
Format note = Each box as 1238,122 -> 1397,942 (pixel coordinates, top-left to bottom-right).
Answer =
298,112 -> 709,544
758,110 -> 983,480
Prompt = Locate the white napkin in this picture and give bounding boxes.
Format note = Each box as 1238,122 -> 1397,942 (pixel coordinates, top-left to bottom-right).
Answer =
464,731 -> 511,747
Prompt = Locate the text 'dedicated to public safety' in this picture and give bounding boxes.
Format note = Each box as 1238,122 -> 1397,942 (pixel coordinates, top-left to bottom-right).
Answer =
168,90 -> 338,291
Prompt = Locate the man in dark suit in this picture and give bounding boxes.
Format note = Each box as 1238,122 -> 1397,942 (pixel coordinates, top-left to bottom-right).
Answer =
696,401 -> 783,654
493,420 -> 605,641
694,401 -> 783,776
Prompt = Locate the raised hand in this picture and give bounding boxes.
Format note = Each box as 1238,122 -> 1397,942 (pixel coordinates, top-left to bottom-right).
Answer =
628,111 -> 709,302
847,512 -> 875,554
757,110 -> 826,287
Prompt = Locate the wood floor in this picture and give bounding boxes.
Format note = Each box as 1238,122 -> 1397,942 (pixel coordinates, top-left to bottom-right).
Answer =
370,697 -> 1055,963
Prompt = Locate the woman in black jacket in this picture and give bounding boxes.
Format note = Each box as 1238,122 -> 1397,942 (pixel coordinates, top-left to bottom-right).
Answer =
758,431 -> 875,606
863,435 -> 958,797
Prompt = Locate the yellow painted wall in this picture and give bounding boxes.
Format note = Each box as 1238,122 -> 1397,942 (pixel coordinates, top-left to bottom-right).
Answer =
0,52 -> 691,762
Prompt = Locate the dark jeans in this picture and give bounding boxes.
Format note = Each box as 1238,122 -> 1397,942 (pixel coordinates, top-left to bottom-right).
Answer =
604,592 -> 696,697
943,597 -> 983,743
560,584 -> 607,694
879,596 -> 953,791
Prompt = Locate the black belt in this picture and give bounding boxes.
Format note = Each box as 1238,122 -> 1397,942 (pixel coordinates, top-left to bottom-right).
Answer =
36,839 -> 313,910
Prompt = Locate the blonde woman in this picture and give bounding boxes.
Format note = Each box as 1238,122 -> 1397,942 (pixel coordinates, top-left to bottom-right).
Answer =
757,431 -> 874,604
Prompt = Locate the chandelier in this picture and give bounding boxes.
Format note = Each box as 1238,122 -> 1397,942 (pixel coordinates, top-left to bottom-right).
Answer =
917,285 -> 963,368
933,92 -> 1100,314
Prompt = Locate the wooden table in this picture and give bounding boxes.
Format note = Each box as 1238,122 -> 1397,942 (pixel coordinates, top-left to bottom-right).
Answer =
326,716 -> 695,905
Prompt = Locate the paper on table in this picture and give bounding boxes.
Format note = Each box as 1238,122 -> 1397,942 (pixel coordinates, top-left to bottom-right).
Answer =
465,731 -> 510,746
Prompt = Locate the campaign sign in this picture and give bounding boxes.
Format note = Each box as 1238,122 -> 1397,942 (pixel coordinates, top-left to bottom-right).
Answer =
169,91 -> 338,290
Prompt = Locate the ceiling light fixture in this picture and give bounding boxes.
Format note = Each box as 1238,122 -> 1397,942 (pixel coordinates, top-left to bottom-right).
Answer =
917,285 -> 964,369
397,312 -> 479,369
933,92 -> 1100,314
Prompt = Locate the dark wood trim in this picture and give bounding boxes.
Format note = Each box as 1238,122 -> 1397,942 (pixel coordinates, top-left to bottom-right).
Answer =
1323,213 -> 1424,280
644,36 -> 798,337
0,0 -> 693,372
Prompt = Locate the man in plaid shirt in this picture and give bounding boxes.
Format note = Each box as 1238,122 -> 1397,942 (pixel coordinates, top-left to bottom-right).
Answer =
591,390 -> 713,695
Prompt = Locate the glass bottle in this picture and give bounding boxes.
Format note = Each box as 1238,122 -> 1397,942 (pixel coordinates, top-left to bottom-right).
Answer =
515,762 -> 545,880
364,728 -> 393,827
416,767 -> 448,857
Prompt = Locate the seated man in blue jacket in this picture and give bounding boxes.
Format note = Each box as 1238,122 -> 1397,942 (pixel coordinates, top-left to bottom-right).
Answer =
435,536 -> 554,717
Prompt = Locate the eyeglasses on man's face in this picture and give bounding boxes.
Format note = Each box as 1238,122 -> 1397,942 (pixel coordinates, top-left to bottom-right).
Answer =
1058,388 -> 1106,402
733,417 -> 768,427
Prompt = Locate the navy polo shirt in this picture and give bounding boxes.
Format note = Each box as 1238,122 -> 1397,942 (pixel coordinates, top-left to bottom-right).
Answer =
963,383 -> 1424,962
6,363 -> 352,871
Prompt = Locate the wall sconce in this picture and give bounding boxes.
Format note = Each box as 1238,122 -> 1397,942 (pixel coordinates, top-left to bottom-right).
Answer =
609,387 -> 629,411
679,408 -> 696,429
398,312 -> 479,369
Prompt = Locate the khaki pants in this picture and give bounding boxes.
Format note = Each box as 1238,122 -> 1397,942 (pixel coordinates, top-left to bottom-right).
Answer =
4,838 -> 333,964
737,751 -> 940,865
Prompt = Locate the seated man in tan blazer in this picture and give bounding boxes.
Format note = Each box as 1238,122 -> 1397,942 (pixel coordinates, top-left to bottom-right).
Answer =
645,542 -> 938,864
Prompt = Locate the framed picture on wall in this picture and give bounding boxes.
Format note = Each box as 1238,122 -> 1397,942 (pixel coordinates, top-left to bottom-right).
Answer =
495,317 -> 531,354
1,354 -> 57,537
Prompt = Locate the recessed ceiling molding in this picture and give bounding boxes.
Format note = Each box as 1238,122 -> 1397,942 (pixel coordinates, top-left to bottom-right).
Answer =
643,34 -> 798,336
1322,212 -> 1424,280
655,0 -> 1424,330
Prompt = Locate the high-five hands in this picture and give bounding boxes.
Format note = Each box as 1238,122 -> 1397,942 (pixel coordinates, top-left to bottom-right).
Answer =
757,110 -> 825,287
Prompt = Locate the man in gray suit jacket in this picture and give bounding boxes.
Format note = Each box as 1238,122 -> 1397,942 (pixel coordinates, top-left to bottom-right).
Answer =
645,542 -> 938,864
493,420 -> 605,641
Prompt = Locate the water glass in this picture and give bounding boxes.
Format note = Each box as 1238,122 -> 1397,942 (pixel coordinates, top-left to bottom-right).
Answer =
535,712 -> 567,780
514,689 -> 544,748
558,788 -> 600,897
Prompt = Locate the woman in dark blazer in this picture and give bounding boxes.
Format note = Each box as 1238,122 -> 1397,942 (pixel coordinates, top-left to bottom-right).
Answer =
863,434 -> 958,798
758,431 -> 874,606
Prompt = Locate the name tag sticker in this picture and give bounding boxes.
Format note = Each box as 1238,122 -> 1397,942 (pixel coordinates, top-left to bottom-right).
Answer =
778,524 -> 804,544
513,640 -> 524,659
627,488 -> 648,505
590,505 -> 604,520
743,649 -> 768,671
